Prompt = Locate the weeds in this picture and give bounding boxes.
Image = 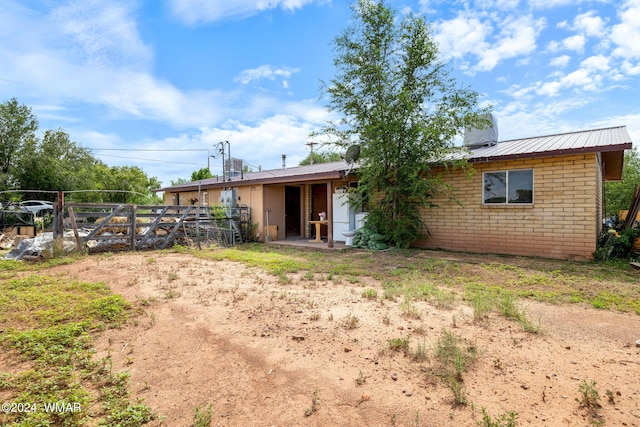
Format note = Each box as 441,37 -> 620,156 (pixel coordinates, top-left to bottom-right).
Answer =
193,403 -> 215,427
388,336 -> 411,355
431,329 -> 478,405
355,370 -> 369,386
342,313 -> 359,330
400,299 -> 421,319
466,286 -> 541,333
477,407 -> 519,427
576,380 -> 601,415
413,340 -> 428,362
0,274 -> 155,426
361,288 -> 378,299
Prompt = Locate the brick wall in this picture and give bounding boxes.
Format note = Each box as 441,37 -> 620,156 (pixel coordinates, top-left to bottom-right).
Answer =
414,153 -> 600,260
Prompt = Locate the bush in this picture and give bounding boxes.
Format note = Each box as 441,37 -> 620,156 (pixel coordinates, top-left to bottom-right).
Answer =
595,227 -> 639,260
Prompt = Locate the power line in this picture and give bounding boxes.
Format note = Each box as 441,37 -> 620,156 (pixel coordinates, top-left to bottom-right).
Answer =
89,148 -> 209,152
96,153 -> 206,166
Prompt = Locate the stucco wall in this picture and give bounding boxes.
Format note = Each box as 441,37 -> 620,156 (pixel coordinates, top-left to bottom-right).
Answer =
414,153 -> 600,260
264,185 -> 285,241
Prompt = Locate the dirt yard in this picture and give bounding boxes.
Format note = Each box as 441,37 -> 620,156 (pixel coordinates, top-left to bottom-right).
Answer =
46,250 -> 640,427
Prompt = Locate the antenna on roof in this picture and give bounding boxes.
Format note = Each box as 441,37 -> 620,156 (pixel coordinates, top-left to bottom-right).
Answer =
306,141 -> 318,165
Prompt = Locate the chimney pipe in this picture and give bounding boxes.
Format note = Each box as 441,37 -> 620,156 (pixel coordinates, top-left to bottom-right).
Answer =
282,154 -> 286,169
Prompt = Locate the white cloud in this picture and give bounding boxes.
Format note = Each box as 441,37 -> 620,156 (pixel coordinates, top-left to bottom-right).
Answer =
197,114 -> 322,171
433,12 -> 492,60
549,54 -> 571,67
51,0 -> 152,70
475,15 -> 545,72
528,0 -> 586,8
621,60 -> 640,75
434,11 -> 545,73
561,34 -> 586,52
0,0 -> 236,128
610,0 -> 640,59
580,55 -> 609,71
234,65 -> 301,84
166,0 -> 317,24
573,10 -> 607,38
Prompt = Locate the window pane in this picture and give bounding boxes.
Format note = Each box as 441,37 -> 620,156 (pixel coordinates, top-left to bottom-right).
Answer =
484,172 -> 506,203
508,170 -> 533,203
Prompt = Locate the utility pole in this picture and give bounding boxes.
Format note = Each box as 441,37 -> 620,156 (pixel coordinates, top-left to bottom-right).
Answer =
213,141 -> 230,182
306,141 -> 318,165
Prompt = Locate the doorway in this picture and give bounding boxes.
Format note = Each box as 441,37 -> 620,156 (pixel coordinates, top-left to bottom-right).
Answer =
285,186 -> 301,237
311,184 -> 328,239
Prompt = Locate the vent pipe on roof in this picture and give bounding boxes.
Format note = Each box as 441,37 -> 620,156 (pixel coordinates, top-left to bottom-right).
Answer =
282,154 -> 286,169
464,113 -> 498,148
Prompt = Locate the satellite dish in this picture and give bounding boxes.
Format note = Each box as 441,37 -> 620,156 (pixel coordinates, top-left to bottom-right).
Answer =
345,144 -> 361,164
344,144 -> 360,176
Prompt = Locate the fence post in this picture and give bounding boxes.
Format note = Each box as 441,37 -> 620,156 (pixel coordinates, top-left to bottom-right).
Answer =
54,191 -> 64,239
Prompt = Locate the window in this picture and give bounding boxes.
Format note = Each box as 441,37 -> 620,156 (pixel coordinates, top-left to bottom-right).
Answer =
483,169 -> 533,204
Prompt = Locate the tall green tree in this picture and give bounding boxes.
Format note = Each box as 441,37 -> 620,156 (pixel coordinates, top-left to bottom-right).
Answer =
0,98 -> 38,190
605,148 -> 640,217
319,0 -> 487,248
170,167 -> 214,186
190,167 -> 213,181
16,129 -> 97,200
89,165 -> 162,204
299,151 -> 342,166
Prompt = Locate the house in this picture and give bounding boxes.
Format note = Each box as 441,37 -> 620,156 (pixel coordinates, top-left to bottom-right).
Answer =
157,125 -> 633,260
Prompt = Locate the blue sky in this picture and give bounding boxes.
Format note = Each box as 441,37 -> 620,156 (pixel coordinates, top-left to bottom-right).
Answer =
1,0 -> 639,188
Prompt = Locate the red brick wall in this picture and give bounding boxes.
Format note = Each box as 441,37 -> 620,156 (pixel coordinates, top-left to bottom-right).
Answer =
414,153 -> 600,260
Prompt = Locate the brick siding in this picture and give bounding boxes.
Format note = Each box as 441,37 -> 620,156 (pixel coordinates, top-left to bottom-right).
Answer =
413,153 -> 600,260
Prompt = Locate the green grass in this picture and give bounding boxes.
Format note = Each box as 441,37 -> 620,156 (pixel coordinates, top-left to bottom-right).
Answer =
0,272 -> 154,426
432,329 -> 478,405
189,245 -> 640,316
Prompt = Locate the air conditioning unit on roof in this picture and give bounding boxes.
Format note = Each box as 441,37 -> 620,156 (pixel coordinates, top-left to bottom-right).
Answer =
464,113 -> 498,148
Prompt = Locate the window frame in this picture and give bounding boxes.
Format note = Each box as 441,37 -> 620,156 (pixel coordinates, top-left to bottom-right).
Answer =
482,169 -> 534,206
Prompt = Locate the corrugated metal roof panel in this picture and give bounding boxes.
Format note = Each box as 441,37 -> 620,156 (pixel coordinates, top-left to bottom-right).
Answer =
157,126 -> 633,191
468,126 -> 632,161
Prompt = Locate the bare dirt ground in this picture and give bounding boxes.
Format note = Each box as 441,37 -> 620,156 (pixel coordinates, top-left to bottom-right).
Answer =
46,251 -> 640,427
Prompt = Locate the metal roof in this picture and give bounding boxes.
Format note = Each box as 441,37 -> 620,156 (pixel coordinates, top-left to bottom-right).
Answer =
157,126 -> 633,191
466,125 -> 632,163
159,161 -> 351,191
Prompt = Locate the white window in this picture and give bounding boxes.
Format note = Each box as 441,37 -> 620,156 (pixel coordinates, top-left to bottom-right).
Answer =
483,169 -> 533,204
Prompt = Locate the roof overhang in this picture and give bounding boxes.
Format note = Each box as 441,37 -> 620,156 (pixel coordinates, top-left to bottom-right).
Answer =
468,143 -> 632,181
158,170 -> 347,192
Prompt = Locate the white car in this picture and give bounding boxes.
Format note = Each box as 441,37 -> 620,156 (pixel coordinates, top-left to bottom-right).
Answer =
20,200 -> 54,216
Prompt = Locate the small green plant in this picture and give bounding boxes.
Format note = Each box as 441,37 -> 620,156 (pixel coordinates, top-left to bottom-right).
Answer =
361,288 -> 378,299
477,407 -> 519,427
412,340 -> 428,362
193,403 -> 215,427
388,336 -> 410,355
400,299 -> 421,319
443,375 -> 468,405
355,370 -> 369,386
432,329 -> 478,405
342,313 -> 359,329
576,380 -> 601,415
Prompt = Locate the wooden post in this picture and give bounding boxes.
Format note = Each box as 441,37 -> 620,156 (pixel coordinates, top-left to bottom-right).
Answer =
326,180 -> 333,248
67,207 -> 83,252
130,205 -> 137,251
54,191 -> 64,239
